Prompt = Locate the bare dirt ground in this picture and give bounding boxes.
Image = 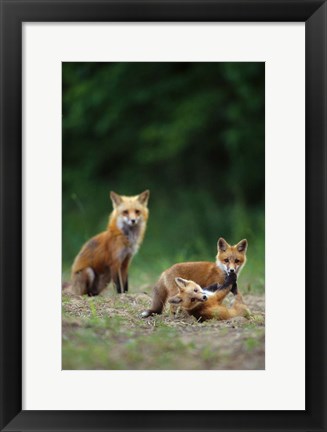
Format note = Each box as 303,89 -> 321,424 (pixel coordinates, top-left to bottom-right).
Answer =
62,291 -> 265,370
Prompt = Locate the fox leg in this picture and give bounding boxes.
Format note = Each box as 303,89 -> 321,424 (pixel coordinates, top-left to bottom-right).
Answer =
85,268 -> 99,296
97,269 -> 112,294
204,294 -> 250,321
112,257 -> 131,294
141,284 -> 168,318
118,269 -> 124,294
113,271 -> 124,294
71,267 -> 98,296
211,283 -> 234,303
225,293 -> 250,318
121,257 -> 130,293
204,273 -> 237,299
231,282 -> 238,295
112,267 -> 124,294
214,287 -> 233,303
233,293 -> 250,317
210,273 -> 237,303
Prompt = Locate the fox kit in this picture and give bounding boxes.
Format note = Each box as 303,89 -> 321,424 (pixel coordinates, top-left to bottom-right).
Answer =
69,190 -> 150,296
168,274 -> 250,321
141,237 -> 247,317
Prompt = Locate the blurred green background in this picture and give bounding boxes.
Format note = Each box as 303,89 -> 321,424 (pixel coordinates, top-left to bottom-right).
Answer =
62,62 -> 265,293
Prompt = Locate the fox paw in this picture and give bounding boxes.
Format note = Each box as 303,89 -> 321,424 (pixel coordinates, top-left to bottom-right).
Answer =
225,272 -> 237,286
215,273 -> 237,291
141,310 -> 151,318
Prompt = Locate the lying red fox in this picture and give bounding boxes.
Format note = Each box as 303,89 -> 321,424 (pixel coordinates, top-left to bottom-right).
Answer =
168,273 -> 250,322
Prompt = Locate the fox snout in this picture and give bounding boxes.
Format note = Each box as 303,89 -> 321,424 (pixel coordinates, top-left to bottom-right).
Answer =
191,294 -> 207,303
123,215 -> 140,226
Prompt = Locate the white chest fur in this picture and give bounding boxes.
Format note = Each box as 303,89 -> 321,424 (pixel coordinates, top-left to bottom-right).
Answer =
202,290 -> 215,298
118,223 -> 142,260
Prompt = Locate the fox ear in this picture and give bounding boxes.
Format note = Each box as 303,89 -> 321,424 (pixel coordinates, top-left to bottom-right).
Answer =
236,239 -> 248,253
168,296 -> 182,305
174,277 -> 188,291
110,191 -> 123,208
217,237 -> 229,252
137,189 -> 150,206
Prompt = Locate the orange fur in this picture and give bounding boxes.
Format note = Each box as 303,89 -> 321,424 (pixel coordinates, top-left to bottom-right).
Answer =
67,190 -> 150,295
141,238 -> 247,317
168,277 -> 250,322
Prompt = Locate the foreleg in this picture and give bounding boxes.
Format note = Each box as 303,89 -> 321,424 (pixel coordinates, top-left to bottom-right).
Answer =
112,267 -> 124,294
121,257 -> 131,293
204,273 -> 237,303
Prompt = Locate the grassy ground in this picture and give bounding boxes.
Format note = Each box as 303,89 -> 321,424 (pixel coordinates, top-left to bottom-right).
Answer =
62,191 -> 265,370
62,275 -> 265,370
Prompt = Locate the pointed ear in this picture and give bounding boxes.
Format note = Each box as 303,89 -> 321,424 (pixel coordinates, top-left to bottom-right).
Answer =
174,277 -> 189,291
217,237 -> 229,252
236,239 -> 248,253
168,296 -> 182,305
110,191 -> 123,208
137,189 -> 150,206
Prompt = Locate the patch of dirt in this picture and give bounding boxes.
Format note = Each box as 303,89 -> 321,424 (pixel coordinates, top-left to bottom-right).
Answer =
62,292 -> 265,370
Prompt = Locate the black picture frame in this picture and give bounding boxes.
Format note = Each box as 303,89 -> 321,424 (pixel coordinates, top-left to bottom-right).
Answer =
0,1 -> 326,431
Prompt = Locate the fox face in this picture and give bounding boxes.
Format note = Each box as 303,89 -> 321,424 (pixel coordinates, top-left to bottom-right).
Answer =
216,237 -> 247,275
110,190 -> 150,228
168,277 -> 208,311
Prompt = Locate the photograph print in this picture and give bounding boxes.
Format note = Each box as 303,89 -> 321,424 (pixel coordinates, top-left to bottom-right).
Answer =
62,62 -> 265,370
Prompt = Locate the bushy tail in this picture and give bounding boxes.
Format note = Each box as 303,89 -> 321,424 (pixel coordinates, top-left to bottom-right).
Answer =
62,281 -> 71,290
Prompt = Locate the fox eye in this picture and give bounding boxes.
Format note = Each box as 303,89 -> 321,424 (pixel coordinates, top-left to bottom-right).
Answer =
224,258 -> 229,263
122,210 -> 128,216
135,209 -> 140,215
235,259 -> 240,264
194,289 -> 198,293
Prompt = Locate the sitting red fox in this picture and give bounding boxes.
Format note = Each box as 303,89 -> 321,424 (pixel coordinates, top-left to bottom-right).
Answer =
67,190 -> 150,296
168,273 -> 250,322
141,237 -> 247,318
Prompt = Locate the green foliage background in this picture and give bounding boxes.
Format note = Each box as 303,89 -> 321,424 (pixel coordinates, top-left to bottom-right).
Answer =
62,62 -> 265,292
